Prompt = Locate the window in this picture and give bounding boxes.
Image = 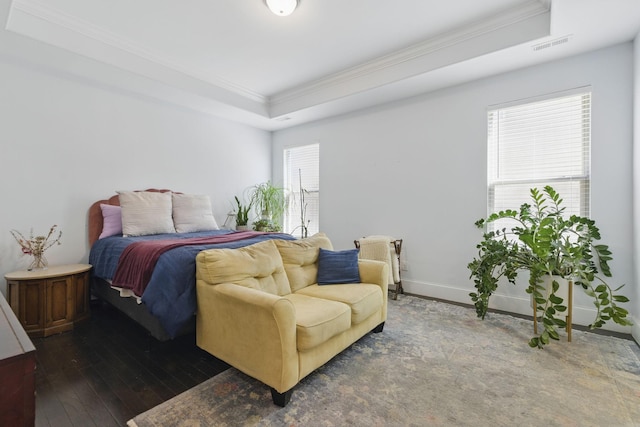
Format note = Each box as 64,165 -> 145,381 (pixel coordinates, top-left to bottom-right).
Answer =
487,90 -> 591,229
284,143 -> 319,237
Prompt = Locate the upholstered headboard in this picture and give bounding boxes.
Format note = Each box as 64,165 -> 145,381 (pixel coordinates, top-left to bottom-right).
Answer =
88,189 -> 173,246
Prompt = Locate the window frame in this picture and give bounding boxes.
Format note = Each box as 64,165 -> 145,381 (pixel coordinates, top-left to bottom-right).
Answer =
486,88 -> 592,225
283,143 -> 319,237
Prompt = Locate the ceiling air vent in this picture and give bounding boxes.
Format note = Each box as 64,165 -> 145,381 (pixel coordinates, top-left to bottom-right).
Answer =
532,35 -> 571,52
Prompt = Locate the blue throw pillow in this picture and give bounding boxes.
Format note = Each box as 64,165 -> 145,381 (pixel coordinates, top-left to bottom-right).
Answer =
317,248 -> 361,285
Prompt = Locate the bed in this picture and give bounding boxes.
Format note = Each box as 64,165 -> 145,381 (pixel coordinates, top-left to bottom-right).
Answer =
88,189 -> 294,340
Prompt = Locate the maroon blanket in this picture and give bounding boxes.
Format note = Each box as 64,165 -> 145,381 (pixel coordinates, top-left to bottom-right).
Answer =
112,231 -> 266,296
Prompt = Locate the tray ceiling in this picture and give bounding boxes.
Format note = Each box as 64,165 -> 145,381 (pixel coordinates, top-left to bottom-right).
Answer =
3,0 -> 640,130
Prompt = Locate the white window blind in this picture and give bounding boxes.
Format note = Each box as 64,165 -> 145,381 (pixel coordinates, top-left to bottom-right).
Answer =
487,90 -> 591,229
284,143 -> 319,237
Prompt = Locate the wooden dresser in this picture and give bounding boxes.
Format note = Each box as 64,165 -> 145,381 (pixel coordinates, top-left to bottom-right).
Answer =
0,292 -> 36,427
5,264 -> 92,338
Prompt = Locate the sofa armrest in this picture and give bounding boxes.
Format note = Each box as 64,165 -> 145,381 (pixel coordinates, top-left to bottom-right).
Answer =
358,259 -> 389,291
358,259 -> 389,321
196,281 -> 299,393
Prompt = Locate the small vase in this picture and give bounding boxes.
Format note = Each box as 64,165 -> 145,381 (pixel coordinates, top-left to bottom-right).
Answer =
29,253 -> 48,270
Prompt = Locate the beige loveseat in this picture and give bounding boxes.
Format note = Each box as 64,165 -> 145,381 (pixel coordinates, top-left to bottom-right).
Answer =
195,233 -> 389,406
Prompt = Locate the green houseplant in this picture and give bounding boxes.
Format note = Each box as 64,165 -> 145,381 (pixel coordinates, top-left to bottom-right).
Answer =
248,181 -> 287,232
293,185 -> 311,238
468,186 -> 631,348
291,169 -> 311,238
234,196 -> 252,229
252,218 -> 281,232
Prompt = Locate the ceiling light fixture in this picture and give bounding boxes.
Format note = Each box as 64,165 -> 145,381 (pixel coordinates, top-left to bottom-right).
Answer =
265,0 -> 298,17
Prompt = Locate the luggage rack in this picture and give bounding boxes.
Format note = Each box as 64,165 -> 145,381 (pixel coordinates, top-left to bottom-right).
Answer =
354,237 -> 403,300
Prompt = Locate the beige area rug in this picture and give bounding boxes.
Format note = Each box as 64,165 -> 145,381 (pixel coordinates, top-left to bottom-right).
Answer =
129,295 -> 640,427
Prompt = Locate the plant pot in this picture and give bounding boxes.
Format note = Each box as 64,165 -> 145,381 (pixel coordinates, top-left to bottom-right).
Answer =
530,275 -> 570,317
236,225 -> 249,231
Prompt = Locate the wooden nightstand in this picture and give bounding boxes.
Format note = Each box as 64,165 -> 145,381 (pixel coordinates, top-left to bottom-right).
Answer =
5,264 -> 92,338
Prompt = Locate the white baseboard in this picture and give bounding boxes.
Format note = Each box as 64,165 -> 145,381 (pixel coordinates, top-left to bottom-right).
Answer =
632,317 -> 640,344
402,279 -> 635,336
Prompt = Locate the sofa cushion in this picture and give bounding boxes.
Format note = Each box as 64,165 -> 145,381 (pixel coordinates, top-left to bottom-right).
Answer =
295,284 -> 383,325
317,248 -> 361,285
274,233 -> 333,292
283,293 -> 351,351
196,240 -> 292,296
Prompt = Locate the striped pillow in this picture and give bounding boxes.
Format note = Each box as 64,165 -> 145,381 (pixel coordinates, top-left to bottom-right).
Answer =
172,193 -> 219,233
117,191 -> 176,237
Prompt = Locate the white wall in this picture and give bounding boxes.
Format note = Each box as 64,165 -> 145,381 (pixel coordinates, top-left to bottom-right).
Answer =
273,43 -> 636,333
633,34 -> 640,342
0,43 -> 272,294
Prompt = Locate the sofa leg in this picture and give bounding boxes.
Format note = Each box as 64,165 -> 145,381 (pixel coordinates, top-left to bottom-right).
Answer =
270,388 -> 293,407
373,322 -> 385,333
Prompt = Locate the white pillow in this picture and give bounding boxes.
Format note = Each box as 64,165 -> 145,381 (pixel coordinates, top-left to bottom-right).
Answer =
172,193 -> 219,233
117,191 -> 176,237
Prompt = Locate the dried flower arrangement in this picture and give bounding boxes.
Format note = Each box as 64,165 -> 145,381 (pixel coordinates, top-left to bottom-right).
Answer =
10,225 -> 62,270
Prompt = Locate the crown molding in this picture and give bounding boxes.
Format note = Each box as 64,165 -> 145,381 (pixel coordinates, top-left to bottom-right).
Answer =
8,0 -> 267,104
269,0 -> 550,112
6,0 -> 550,124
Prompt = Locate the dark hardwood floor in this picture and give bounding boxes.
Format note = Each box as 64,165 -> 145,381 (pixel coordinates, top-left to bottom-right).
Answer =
31,294 -> 637,426
32,301 -> 229,427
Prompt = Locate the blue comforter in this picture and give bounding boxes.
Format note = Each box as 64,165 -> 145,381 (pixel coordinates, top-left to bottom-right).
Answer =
89,230 -> 295,338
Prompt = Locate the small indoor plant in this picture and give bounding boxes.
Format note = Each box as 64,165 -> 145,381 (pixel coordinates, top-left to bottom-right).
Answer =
234,196 -> 252,230
468,186 -> 631,348
290,170 -> 311,238
248,181 -> 287,232
252,218 -> 281,232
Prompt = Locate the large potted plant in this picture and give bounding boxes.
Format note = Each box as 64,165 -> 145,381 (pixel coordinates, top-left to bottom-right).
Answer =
248,181 -> 287,232
468,186 -> 631,348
